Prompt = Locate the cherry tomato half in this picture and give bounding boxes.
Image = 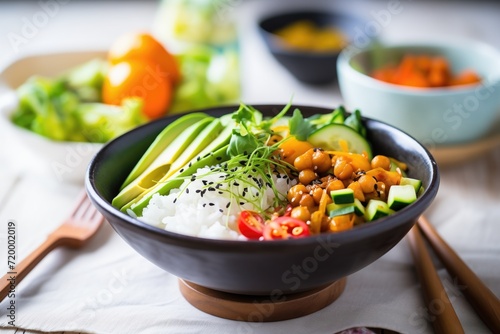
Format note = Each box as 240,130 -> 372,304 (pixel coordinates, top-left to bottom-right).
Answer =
237,211 -> 265,240
263,217 -> 310,240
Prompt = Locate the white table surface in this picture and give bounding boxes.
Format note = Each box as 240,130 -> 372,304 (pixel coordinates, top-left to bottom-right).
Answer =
0,1 -> 499,333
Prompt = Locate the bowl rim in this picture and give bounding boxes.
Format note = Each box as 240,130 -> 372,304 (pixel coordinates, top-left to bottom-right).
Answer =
337,39 -> 500,96
86,104 -> 440,250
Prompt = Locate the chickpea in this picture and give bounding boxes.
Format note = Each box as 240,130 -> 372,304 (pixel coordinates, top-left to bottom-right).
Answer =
299,194 -> 315,208
291,206 -> 311,222
326,179 -> 345,193
311,187 -> 324,204
294,149 -> 314,171
287,184 -> 307,206
299,169 -> 317,185
334,158 -> 354,180
348,181 -> 365,202
312,149 -> 331,173
371,155 -> 391,171
359,175 -> 376,193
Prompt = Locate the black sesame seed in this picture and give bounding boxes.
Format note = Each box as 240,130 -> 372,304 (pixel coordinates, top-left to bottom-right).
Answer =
226,202 -> 230,208
186,188 -> 190,194
216,156 -> 222,161
209,203 -> 215,206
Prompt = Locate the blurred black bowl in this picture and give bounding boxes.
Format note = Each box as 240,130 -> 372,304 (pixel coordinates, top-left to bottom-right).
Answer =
258,10 -> 367,85
86,104 -> 439,296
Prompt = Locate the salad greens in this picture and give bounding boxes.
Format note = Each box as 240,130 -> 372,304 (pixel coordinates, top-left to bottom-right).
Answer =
10,59 -> 146,143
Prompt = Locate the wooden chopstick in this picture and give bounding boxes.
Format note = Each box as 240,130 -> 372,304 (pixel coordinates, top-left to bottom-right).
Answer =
417,216 -> 500,333
407,225 -> 465,334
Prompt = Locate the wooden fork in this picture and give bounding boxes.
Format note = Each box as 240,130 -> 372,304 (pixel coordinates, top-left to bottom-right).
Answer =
0,191 -> 104,300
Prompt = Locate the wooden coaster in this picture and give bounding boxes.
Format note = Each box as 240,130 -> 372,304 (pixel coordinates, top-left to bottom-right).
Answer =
179,277 -> 347,322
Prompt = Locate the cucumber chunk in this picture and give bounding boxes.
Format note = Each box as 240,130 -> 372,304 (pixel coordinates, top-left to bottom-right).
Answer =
330,188 -> 355,204
400,177 -> 422,193
365,200 -> 394,221
327,203 -> 355,217
308,123 -> 372,158
327,199 -> 365,217
387,185 -> 417,210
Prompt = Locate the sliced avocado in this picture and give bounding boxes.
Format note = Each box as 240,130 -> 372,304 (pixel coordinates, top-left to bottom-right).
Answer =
112,117 -> 213,209
120,112 -> 209,189
116,118 -> 225,211
122,120 -> 235,215
163,118 -> 224,179
126,144 -> 230,216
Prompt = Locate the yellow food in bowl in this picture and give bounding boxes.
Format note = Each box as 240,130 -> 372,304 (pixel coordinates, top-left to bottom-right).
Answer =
273,20 -> 347,53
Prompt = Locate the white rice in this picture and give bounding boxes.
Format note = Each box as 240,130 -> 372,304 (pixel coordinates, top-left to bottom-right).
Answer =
137,166 -> 295,240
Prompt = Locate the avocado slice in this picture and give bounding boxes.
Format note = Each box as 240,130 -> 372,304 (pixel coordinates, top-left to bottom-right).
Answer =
112,116 -> 214,209
115,118 -> 225,211
126,144 -> 231,216
120,112 -> 209,189
121,118 -> 236,215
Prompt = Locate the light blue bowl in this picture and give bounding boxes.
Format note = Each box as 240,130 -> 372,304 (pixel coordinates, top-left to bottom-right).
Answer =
337,40 -> 500,147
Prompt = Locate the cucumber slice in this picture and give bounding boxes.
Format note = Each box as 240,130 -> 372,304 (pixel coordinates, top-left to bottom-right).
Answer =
387,185 -> 417,210
400,177 -> 422,193
308,123 -> 372,158
327,199 -> 365,217
327,203 -> 355,217
330,188 -> 355,204
365,200 -> 394,221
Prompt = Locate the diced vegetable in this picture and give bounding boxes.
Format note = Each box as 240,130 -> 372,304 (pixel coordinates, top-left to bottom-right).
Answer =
365,200 -> 394,221
400,177 -> 422,193
330,188 -> 355,204
387,185 -> 417,210
327,199 -> 365,217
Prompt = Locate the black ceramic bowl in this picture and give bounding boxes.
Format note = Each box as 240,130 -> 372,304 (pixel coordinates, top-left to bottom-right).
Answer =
258,10 -> 367,85
86,105 -> 439,296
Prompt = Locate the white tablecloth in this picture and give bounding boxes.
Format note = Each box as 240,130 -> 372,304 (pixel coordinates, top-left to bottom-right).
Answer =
1,1 -> 499,333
